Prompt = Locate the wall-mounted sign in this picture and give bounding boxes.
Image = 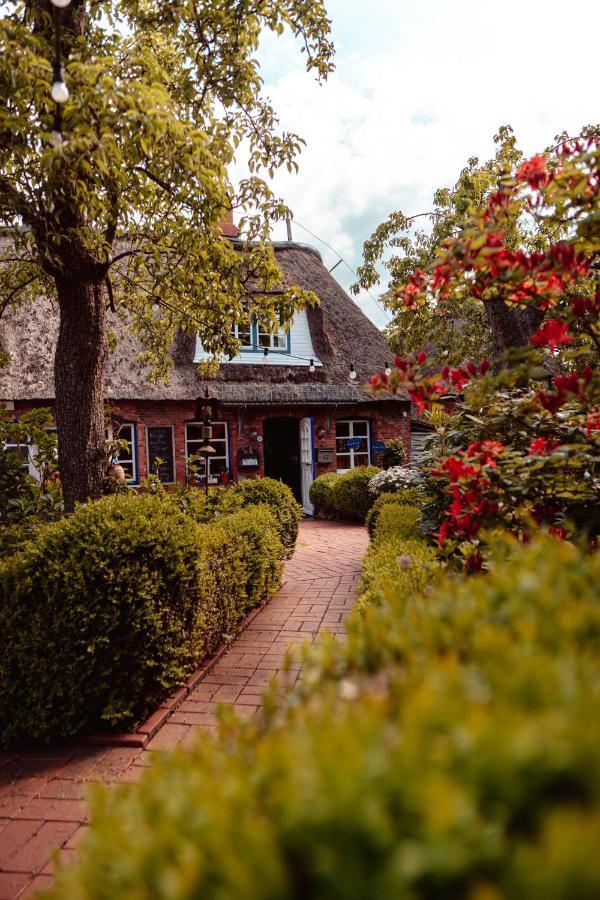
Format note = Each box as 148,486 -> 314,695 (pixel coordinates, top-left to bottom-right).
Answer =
372,441 -> 386,453
147,426 -> 175,483
346,437 -> 362,450
317,447 -> 335,464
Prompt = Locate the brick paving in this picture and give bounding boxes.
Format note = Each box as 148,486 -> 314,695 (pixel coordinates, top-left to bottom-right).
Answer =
0,520 -> 368,898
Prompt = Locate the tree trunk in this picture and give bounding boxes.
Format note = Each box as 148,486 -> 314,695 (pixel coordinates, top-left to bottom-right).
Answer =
485,300 -> 544,360
54,273 -> 107,513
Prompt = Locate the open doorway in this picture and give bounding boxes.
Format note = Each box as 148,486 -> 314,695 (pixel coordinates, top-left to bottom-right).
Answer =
263,417 -> 302,502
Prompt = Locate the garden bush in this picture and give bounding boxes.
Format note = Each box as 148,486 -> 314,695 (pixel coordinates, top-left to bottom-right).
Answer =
381,436 -> 406,469
359,502 -> 437,607
50,536 -> 600,900
330,465 -> 381,523
365,490 -> 427,538
0,494 -> 282,744
228,477 -> 303,553
309,471 -> 340,517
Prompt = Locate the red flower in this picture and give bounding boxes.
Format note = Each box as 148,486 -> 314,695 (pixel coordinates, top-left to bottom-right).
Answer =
480,358 -> 490,375
465,550 -> 483,573
585,409 -> 600,436
553,372 -> 583,397
528,437 -> 559,456
449,367 -> 470,391
416,351 -> 427,365
536,390 -> 565,413
531,319 -> 573,351
516,154 -> 550,190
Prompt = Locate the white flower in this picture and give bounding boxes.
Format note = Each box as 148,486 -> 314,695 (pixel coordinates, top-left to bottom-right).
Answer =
368,466 -> 425,497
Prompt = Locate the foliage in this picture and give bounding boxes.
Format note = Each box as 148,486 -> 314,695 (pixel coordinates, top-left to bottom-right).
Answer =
227,477 -> 303,554
381,436 -> 406,469
0,408 -> 63,557
0,493 -> 282,744
309,471 -> 339,517
0,0 -> 333,507
359,503 -> 437,607
368,464 -> 424,498
368,137 -> 600,567
50,527 -> 600,900
354,124 -> 599,365
331,465 -> 381,523
365,490 -> 426,539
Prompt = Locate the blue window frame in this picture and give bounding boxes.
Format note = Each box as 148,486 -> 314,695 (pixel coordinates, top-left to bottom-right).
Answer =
233,317 -> 291,355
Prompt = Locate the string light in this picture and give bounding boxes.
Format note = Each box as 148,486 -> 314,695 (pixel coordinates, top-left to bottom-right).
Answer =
349,364 -> 357,381
309,358 -> 315,372
50,0 -> 72,7
263,347 -> 269,360
385,361 -> 392,376
51,62 -> 69,104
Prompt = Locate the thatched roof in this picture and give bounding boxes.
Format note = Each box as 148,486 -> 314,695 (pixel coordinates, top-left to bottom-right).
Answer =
0,242 -> 403,404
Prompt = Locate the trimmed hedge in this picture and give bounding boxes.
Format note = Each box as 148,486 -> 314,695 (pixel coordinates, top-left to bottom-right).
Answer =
230,477 -> 303,554
365,489 -> 426,538
51,536 -> 600,900
309,471 -> 339,518
359,502 -> 438,607
332,465 -> 381,522
310,466 -> 381,523
0,494 -> 283,744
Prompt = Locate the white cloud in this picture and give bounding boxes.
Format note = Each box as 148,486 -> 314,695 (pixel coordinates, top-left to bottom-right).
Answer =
234,0 -> 600,326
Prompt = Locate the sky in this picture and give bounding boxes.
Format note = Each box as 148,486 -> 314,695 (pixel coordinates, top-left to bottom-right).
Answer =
238,0 -> 600,327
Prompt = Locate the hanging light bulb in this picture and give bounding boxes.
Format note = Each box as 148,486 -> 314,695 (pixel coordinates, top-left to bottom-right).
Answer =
349,364 -> 357,381
51,62 -> 69,104
385,361 -> 392,377
50,108 -> 63,147
50,0 -> 72,7
263,347 -> 269,360
309,359 -> 315,373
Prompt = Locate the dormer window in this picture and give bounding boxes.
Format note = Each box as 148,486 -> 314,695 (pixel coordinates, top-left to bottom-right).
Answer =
231,321 -> 253,349
257,322 -> 289,352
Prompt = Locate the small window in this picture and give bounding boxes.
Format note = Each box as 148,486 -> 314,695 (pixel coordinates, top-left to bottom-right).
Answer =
113,423 -> 138,483
231,321 -> 253,349
257,322 -> 289,352
3,440 -> 30,471
185,421 -> 229,484
335,419 -> 371,472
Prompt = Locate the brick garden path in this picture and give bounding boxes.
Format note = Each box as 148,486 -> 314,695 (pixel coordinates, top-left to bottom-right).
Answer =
0,520 -> 369,899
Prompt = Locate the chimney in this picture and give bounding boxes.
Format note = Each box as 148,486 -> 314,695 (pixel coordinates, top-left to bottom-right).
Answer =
220,209 -> 240,238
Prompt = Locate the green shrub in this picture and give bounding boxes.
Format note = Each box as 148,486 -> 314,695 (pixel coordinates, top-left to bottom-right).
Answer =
309,472 -> 340,517
381,436 -> 406,469
366,490 -> 426,539
359,502 -> 437,607
52,538 -> 600,900
331,465 -> 381,523
228,477 -> 303,553
0,494 -> 282,744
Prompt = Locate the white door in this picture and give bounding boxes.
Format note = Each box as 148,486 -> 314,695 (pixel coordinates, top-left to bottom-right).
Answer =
299,417 -> 315,515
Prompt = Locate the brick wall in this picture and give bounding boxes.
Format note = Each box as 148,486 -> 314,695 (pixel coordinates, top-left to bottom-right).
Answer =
12,399 -> 412,484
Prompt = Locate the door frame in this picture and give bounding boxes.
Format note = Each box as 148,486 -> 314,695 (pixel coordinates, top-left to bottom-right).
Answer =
299,416 -> 315,516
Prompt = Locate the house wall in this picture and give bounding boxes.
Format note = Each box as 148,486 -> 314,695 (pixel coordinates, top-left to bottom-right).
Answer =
11,399 -> 411,484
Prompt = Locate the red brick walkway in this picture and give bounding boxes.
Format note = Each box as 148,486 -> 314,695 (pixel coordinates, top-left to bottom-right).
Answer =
0,520 -> 368,899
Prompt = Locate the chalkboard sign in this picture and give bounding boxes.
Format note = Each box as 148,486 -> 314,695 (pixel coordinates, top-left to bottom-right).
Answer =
372,441 -> 386,453
147,426 -> 175,483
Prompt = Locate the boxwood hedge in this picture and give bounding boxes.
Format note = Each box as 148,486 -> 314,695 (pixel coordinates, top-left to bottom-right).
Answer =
310,467 -> 381,523
49,537 -> 600,900
0,493 -> 283,744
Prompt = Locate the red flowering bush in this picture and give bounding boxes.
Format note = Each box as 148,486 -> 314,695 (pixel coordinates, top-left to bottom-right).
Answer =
369,139 -> 600,568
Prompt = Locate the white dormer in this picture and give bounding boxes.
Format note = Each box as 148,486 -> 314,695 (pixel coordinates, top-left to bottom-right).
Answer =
194,308 -> 322,367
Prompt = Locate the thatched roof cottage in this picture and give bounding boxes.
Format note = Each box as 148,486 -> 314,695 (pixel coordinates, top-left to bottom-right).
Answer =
0,239 -> 411,513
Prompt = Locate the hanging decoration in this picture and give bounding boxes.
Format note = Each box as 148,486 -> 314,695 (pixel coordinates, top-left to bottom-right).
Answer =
48,0 -> 71,147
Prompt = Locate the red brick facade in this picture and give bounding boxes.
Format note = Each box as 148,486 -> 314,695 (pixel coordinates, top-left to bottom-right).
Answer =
12,399 -> 411,489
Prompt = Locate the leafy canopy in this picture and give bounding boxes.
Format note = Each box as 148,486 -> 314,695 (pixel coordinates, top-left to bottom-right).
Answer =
0,0 -> 334,376
354,125 -> 598,364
